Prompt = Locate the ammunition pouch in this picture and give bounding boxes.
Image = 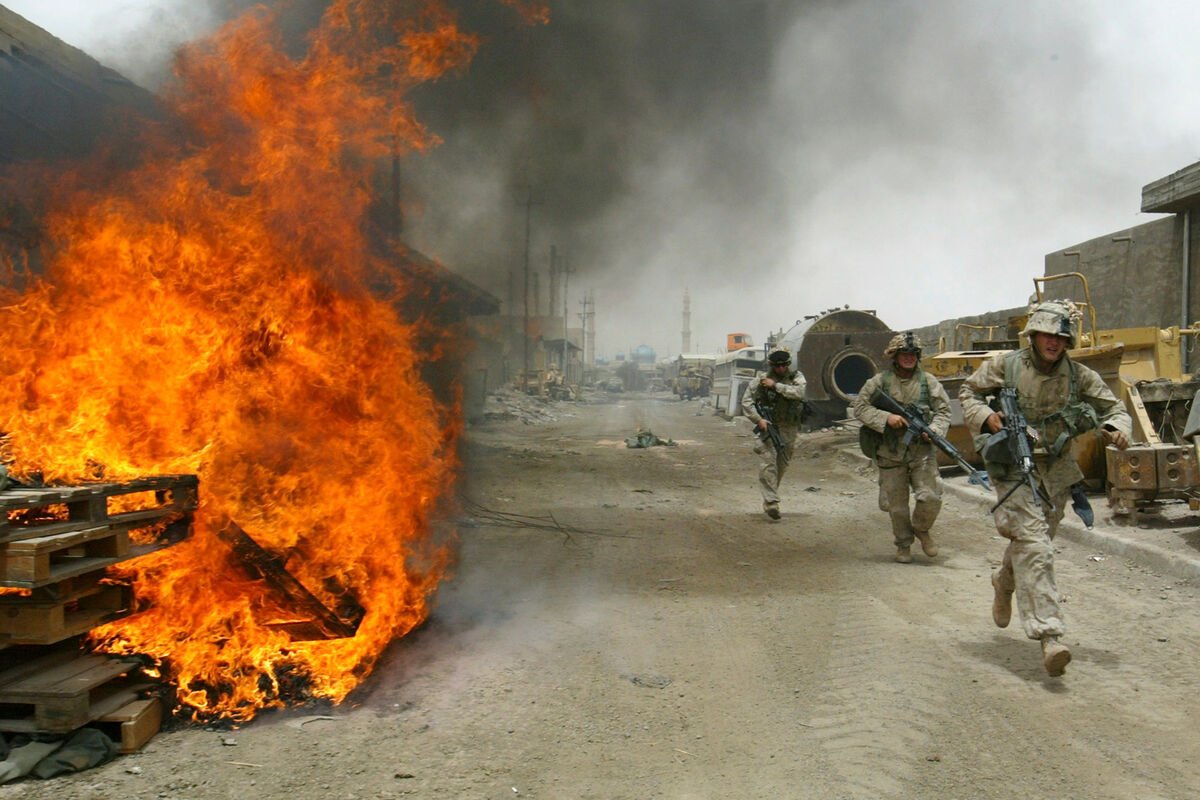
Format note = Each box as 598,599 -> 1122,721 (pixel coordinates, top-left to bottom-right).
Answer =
859,426 -> 883,459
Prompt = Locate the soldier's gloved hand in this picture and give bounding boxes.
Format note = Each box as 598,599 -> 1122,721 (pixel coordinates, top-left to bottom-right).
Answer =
1103,428 -> 1130,450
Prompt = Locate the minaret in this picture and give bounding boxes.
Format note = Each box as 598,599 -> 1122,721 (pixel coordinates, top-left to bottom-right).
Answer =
681,289 -> 692,354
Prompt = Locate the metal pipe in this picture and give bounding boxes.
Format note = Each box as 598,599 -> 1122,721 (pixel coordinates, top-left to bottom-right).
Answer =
1183,210 -> 1191,375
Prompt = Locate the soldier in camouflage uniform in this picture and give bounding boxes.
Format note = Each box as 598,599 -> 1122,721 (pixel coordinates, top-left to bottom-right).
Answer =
960,300 -> 1131,677
742,348 -> 807,520
850,332 -> 952,563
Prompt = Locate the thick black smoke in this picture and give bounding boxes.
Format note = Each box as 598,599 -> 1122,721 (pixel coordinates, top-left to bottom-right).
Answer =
400,0 -> 788,357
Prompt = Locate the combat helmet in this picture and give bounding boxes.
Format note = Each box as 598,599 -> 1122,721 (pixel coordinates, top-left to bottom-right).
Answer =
883,331 -> 922,359
1022,299 -> 1080,347
767,348 -> 792,366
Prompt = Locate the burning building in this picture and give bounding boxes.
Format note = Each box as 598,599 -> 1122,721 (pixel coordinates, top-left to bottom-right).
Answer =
0,0 -> 525,723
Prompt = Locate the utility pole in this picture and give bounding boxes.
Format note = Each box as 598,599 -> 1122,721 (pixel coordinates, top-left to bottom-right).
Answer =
562,253 -> 575,381
681,288 -> 692,354
506,268 -> 515,385
521,186 -> 534,392
549,245 -> 559,319
391,134 -> 403,240
579,290 -> 595,384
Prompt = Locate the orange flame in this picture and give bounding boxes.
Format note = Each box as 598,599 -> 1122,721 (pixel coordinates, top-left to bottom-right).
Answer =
0,0 -> 508,721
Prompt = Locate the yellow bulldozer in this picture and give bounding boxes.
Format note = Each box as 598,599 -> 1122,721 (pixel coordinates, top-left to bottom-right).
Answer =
923,272 -> 1200,520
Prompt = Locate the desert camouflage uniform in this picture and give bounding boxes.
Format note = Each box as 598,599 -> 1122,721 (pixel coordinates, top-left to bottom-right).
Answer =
851,367 -> 952,549
960,348 -> 1130,641
741,366 -> 807,510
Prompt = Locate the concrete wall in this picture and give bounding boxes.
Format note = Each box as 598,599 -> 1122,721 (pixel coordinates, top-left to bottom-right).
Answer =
1042,215 -> 1191,332
911,306 -> 1026,354
917,210 -> 1198,354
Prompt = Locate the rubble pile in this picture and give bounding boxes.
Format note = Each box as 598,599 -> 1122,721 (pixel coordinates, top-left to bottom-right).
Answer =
480,388 -> 566,425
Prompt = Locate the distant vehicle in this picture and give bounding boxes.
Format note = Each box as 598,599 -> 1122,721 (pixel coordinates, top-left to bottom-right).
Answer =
711,346 -> 767,416
726,332 -> 754,352
670,354 -> 715,400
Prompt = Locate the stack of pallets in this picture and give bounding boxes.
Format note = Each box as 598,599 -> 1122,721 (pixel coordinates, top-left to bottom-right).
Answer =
0,475 -> 197,752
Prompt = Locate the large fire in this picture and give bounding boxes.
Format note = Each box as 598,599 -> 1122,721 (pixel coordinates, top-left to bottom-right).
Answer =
0,0 -> 544,721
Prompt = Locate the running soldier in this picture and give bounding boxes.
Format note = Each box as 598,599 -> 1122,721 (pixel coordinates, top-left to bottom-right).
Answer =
960,300 -> 1131,677
742,348 -> 807,520
851,332 -> 952,563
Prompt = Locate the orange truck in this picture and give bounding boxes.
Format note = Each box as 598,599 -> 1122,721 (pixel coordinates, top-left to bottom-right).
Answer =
726,332 -> 754,352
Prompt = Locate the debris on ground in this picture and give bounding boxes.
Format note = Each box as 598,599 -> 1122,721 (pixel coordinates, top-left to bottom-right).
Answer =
624,429 -> 676,448
623,673 -> 672,689
481,389 -> 561,424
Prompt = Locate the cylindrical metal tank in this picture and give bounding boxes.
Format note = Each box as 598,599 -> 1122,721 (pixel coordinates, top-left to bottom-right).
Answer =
776,309 -> 893,425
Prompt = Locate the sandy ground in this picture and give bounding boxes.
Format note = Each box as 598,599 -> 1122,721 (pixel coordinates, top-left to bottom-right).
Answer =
6,390 -> 1200,799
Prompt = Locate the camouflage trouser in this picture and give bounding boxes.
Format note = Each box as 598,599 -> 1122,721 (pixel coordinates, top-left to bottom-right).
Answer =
877,452 -> 942,547
754,424 -> 798,507
991,478 -> 1069,640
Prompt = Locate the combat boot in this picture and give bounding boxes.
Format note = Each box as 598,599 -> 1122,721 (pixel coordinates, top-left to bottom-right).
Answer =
991,572 -> 1012,628
1041,636 -> 1071,677
894,545 -> 912,564
914,531 -> 938,557
764,503 -> 781,520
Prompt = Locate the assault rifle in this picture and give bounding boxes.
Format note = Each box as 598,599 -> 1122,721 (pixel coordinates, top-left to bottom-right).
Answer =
873,391 -> 990,489
986,387 -> 1053,515
753,401 -> 790,466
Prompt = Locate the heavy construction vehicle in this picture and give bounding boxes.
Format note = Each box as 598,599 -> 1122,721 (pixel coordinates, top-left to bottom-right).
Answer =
924,272 -> 1200,520
672,355 -> 715,400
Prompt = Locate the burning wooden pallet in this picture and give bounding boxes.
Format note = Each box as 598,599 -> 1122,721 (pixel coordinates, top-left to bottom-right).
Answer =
0,475 -> 197,755
0,475 -> 198,589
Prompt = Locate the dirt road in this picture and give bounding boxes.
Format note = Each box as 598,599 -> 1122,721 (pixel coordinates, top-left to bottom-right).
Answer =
7,390 -> 1200,799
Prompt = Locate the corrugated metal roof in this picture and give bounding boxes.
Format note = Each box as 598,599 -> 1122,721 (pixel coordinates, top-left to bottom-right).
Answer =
0,5 -> 160,163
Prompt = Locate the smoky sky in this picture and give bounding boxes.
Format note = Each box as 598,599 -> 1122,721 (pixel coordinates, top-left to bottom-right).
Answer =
399,0 -> 789,360
11,0 -> 1200,359
399,0 -> 1200,358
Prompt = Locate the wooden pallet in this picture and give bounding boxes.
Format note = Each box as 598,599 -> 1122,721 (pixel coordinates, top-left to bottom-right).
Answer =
0,647 -> 146,733
0,578 -> 133,645
93,696 -> 163,753
0,475 -> 198,540
0,475 -> 197,588
2,524 -> 131,587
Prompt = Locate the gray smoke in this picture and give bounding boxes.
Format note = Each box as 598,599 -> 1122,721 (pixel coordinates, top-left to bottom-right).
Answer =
402,0 -> 1200,358
13,0 -> 1200,357
399,0 -> 787,358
